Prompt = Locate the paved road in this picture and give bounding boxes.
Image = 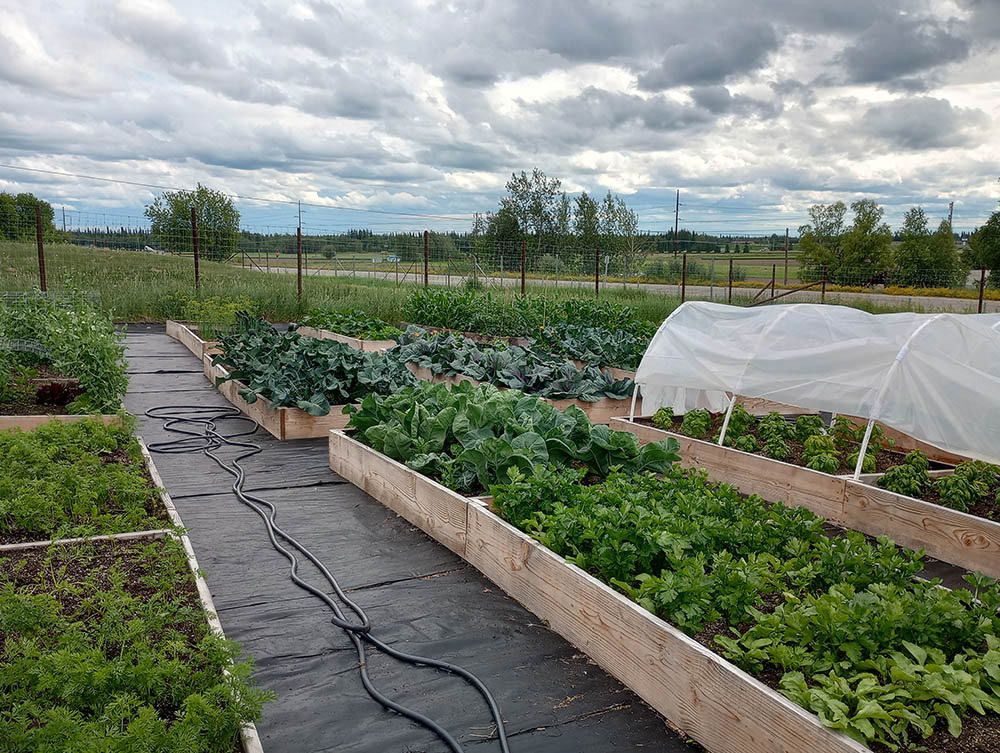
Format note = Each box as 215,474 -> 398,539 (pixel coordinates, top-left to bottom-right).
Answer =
258,264 -> 1000,314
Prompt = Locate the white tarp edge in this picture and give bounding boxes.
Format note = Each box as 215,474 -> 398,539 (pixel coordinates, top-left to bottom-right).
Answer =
634,301 -> 1000,465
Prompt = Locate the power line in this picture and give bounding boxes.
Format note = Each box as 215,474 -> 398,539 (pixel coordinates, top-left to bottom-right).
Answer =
0,164 -> 474,222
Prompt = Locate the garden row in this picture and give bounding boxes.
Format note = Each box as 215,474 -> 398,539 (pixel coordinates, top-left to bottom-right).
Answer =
167,316 -> 647,438
327,381 -> 1000,753
0,418 -> 268,752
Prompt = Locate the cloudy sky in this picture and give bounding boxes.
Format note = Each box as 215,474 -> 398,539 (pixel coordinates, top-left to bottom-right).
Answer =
1,0 -> 998,234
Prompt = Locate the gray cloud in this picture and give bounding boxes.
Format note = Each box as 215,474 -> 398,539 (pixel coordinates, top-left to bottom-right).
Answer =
839,16 -> 972,88
637,21 -> 778,90
860,97 -> 989,149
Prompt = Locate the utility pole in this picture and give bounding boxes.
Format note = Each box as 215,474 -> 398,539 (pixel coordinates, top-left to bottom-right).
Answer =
61,206 -> 66,234
673,189 -> 680,256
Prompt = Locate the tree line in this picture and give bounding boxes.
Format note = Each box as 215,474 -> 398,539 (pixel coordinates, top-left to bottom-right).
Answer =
798,199 -> 1000,288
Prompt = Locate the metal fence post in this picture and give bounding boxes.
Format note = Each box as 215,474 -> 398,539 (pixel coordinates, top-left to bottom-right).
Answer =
424,230 -> 429,287
979,266 -> 987,313
710,258 -> 715,301
728,257 -> 733,304
190,206 -> 200,293
520,239 -> 526,297
771,264 -> 776,298
555,255 -> 559,288
681,253 -> 687,303
821,265 -> 827,304
35,204 -> 47,292
595,244 -> 600,297
296,226 -> 302,302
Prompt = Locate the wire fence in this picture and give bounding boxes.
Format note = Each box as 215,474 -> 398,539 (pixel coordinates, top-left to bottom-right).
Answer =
0,206 -> 994,314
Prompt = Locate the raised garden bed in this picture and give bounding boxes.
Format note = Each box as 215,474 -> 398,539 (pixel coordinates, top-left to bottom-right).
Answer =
0,426 -> 266,752
329,430 -> 870,753
294,324 -> 396,352
166,320 -> 221,359
204,356 -> 352,440
0,418 -> 168,545
404,362 -> 639,424
610,416 -> 1000,580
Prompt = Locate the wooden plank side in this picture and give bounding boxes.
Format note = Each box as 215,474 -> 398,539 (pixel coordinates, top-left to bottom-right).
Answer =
137,438 -> 265,753
165,320 -> 206,358
843,481 -> 1000,579
295,325 -> 396,352
465,504 -> 867,753
0,414 -> 122,432
328,431 -> 468,555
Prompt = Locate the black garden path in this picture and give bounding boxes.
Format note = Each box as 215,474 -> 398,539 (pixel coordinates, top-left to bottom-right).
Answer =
124,325 -> 700,753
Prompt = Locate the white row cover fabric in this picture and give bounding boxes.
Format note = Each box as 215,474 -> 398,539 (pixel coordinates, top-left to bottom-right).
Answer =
635,301 -> 1000,464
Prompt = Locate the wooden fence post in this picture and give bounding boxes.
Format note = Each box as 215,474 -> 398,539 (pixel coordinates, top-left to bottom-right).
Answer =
681,253 -> 687,303
821,265 -> 827,304
595,244 -> 600,297
424,230 -> 429,287
35,204 -> 47,292
520,239 -> 526,297
979,266 -> 987,313
190,206 -> 200,293
728,257 -> 733,304
296,226 -> 302,302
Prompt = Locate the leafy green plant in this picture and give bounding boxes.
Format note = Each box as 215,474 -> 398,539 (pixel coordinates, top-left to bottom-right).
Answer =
213,315 -> 418,415
297,308 -> 402,341
535,322 -> 650,369
346,380 -> 680,493
393,328 -> 635,402
934,461 -> 1000,512
794,414 -> 825,443
181,295 -> 255,341
803,435 -> 840,474
878,454 -> 931,497
0,418 -> 166,542
491,463 -> 1000,750
679,409 -> 712,439
732,434 -> 759,453
846,449 -> 876,473
0,289 -> 127,413
758,412 -> 795,460
0,537 -> 270,751
651,406 -> 674,429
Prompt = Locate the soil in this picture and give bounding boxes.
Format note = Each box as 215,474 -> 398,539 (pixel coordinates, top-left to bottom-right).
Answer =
0,537 -> 201,641
0,363 -> 82,415
0,446 -> 170,545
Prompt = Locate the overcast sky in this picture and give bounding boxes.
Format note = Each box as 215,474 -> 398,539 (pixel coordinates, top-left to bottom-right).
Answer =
1,0 -> 998,233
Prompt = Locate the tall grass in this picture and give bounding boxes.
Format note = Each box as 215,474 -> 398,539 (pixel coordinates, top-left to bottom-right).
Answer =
0,241 -> 925,323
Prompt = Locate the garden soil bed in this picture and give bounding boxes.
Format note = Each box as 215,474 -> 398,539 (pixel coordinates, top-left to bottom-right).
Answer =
0,363 -> 82,415
635,414 -> 952,474
294,324 -> 396,352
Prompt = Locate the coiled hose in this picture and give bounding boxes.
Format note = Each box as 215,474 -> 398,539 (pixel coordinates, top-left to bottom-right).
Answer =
145,404 -> 511,753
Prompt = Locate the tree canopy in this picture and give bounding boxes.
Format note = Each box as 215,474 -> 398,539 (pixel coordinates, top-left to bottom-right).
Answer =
0,192 -> 57,241
144,184 -> 240,261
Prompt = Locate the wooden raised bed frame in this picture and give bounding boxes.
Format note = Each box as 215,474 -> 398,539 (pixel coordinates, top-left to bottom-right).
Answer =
165,320 -> 221,359
167,319 -> 352,439
610,417 -> 1000,580
294,324 -> 396,352
0,414 -> 121,431
0,439 -> 264,753
204,357 -> 351,440
328,429 -> 869,753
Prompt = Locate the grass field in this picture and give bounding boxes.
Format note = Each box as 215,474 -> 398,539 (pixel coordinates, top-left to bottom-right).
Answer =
0,241 -> 705,322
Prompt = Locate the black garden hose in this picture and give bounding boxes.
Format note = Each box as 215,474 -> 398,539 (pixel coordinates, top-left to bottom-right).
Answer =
144,404 -> 511,753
